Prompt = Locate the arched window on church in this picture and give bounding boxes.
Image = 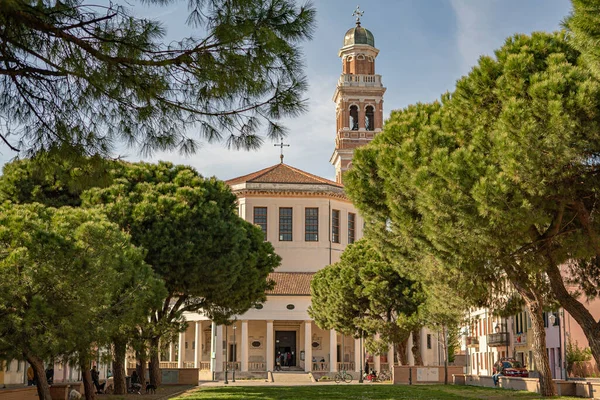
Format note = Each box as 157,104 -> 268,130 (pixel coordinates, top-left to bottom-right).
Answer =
365,105 -> 375,131
349,105 -> 359,130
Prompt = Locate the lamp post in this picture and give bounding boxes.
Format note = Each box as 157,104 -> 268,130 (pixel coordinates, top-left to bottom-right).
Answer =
224,325 -> 228,384
233,325 -> 236,382
276,339 -> 280,371
358,335 -> 363,383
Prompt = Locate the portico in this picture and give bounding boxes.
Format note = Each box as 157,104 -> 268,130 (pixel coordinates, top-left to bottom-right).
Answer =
167,317 -> 389,376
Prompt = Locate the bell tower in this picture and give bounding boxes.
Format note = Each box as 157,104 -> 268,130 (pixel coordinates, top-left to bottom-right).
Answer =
330,7 -> 386,184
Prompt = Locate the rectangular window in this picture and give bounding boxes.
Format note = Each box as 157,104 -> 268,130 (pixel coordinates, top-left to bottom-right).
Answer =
305,208 -> 319,241
253,207 -> 268,241
348,213 -> 356,244
543,312 -> 548,328
279,207 -> 293,241
332,209 -> 340,243
426,334 -> 432,349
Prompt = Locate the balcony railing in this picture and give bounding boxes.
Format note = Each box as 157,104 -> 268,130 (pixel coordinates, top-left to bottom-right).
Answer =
223,361 -> 241,371
466,336 -> 479,347
248,362 -> 266,371
311,362 -> 329,371
337,362 -> 355,371
487,332 -> 510,347
338,74 -> 383,88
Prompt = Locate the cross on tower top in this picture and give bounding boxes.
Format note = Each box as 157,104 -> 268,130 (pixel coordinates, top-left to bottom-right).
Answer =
352,5 -> 364,26
274,138 -> 290,163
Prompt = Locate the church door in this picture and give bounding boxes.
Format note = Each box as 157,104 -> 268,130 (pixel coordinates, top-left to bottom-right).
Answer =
275,331 -> 297,368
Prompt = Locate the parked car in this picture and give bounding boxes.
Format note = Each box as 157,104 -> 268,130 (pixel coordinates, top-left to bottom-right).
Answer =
493,358 -> 529,377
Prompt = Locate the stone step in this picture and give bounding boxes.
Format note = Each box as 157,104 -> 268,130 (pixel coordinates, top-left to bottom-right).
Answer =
271,372 -> 312,383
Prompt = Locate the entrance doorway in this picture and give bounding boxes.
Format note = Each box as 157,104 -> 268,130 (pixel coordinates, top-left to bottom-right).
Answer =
275,331 -> 297,368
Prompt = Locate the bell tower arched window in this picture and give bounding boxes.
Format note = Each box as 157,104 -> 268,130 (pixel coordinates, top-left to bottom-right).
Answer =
349,105 -> 359,130
365,105 -> 374,131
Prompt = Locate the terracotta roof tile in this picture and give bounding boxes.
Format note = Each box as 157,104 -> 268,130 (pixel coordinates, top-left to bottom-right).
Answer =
266,272 -> 314,296
226,163 -> 343,188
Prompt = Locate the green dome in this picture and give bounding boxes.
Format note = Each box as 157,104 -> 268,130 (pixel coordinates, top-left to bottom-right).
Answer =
343,25 -> 375,47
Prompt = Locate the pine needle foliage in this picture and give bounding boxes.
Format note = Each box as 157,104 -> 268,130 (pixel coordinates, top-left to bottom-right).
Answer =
0,0 -> 316,156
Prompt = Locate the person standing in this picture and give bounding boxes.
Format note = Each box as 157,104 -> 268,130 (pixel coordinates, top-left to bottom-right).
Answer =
27,365 -> 35,386
91,365 -> 100,393
286,352 -> 292,367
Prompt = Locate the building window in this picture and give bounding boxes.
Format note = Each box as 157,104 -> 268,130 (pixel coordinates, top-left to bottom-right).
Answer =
348,213 -> 356,244
426,334 -> 432,349
332,209 -> 340,243
349,105 -> 359,130
305,208 -> 319,241
253,207 -> 268,240
365,105 -> 374,131
279,207 -> 293,241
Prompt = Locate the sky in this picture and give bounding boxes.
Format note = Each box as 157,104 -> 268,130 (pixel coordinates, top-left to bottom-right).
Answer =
0,0 -> 572,181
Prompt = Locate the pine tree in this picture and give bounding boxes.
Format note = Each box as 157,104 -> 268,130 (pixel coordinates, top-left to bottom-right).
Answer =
0,0 -> 315,156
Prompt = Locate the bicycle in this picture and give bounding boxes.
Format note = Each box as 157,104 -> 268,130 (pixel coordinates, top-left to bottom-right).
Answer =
334,369 -> 353,383
377,370 -> 391,381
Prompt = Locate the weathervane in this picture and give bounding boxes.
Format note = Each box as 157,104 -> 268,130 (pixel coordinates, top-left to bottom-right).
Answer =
352,5 -> 364,26
274,138 -> 290,164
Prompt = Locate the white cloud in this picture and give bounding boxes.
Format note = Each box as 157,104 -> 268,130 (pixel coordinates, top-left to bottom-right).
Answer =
129,73 -> 340,181
449,0 -> 499,75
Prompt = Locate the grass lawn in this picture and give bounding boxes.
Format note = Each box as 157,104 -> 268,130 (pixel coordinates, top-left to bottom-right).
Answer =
175,385 -> 580,400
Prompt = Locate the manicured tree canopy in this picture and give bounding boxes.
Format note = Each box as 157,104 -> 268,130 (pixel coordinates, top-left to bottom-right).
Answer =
309,239 -> 425,364
346,31 -> 600,396
0,0 -> 316,155
0,150 -> 117,207
0,204 -> 161,400
81,161 -> 280,384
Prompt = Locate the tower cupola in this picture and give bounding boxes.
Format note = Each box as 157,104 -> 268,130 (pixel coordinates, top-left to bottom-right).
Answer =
343,26 -> 375,47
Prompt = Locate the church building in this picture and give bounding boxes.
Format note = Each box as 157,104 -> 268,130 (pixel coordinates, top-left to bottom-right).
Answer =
164,11 -> 441,380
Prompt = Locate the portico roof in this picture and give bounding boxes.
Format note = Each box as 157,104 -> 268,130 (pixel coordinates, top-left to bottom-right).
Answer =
266,272 -> 314,296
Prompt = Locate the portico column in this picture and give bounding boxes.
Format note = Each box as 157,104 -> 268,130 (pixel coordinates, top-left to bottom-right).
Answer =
304,321 -> 312,372
266,320 -> 274,371
215,325 -> 224,372
374,352 -> 381,373
241,320 -> 249,372
388,345 -> 394,370
329,329 -> 337,372
169,342 -> 174,362
177,331 -> 185,368
354,338 -> 361,372
194,322 -> 201,368
199,323 -> 205,368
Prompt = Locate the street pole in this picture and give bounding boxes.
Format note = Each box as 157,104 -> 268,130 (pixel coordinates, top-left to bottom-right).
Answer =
233,326 -> 236,382
358,335 -> 363,383
224,325 -> 228,384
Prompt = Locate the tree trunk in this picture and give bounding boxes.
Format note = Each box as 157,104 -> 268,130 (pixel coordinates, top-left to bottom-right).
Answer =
149,336 -> 161,386
514,285 -> 556,397
25,353 -> 52,400
79,357 -> 96,400
396,338 -> 409,365
112,339 -> 127,395
411,328 -> 423,366
138,351 -> 148,388
546,260 -> 600,369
